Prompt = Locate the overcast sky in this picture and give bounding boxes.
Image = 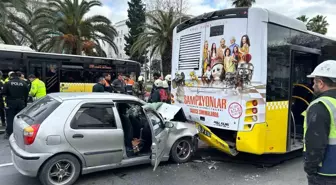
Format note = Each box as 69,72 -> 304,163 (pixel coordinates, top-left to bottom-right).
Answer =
86,0 -> 336,37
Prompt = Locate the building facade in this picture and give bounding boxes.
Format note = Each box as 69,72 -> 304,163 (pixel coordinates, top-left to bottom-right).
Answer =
108,20 -> 129,59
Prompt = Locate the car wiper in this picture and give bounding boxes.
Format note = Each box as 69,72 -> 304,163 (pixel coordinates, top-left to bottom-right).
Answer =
16,114 -> 35,122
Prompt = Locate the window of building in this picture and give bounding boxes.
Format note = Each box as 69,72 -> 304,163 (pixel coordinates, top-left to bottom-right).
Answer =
71,104 -> 117,129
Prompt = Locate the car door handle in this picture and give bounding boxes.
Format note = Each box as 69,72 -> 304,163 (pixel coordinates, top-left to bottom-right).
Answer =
72,134 -> 84,139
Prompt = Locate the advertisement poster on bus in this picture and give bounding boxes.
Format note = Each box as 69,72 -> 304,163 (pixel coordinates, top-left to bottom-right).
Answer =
171,18 -> 266,130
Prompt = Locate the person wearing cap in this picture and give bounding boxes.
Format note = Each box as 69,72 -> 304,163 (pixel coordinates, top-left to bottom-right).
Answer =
132,76 -> 146,100
4,71 -> 15,83
149,79 -> 165,103
2,72 -> 29,139
302,60 -> 336,184
28,74 -> 46,100
162,80 -> 171,104
165,74 -> 172,94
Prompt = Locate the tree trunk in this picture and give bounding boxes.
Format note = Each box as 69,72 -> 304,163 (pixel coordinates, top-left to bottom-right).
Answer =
161,43 -> 172,76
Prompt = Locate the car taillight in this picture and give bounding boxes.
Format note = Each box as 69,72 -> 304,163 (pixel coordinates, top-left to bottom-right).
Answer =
23,124 -> 40,145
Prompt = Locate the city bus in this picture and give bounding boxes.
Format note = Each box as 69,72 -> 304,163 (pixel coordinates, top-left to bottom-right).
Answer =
170,7 -> 336,156
0,44 -> 141,93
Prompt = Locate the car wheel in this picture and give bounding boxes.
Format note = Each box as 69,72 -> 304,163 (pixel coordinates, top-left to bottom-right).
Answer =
39,154 -> 81,185
170,137 -> 193,163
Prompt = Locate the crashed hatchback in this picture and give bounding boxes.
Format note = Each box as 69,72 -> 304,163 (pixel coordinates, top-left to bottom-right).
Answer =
9,93 -> 198,185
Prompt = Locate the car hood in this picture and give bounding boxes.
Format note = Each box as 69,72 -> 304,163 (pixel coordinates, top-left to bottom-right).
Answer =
143,102 -> 184,121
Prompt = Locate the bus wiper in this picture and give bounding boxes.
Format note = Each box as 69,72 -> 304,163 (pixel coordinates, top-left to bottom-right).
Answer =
17,114 -> 35,122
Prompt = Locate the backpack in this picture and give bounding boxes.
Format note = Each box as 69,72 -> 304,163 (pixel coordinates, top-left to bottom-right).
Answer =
159,89 -> 168,102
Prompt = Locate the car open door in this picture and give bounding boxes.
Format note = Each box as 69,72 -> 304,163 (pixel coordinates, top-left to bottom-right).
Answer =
145,110 -> 169,171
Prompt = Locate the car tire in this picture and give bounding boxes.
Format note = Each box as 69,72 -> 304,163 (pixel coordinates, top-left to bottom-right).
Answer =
170,137 -> 193,163
39,154 -> 81,185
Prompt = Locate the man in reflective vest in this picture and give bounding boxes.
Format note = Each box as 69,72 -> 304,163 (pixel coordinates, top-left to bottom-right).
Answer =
28,74 -> 46,101
303,60 -> 336,184
124,75 -> 134,95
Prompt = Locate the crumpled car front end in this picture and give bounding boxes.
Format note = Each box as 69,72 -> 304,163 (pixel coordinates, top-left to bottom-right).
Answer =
144,102 -> 199,158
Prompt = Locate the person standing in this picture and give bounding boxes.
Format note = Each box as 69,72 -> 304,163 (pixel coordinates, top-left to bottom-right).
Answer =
102,73 -> 112,92
132,76 -> 146,100
303,60 -> 336,185
124,75 -> 135,95
112,73 -> 126,94
92,77 -> 105,92
2,72 -> 29,139
28,74 -> 46,101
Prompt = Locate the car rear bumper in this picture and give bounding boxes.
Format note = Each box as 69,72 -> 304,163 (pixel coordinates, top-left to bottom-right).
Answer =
9,135 -> 53,177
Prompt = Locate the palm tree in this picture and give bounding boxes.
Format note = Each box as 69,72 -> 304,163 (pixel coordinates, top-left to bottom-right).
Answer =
0,0 -> 31,44
296,15 -> 309,23
131,8 -> 190,75
232,0 -> 256,7
33,0 -> 118,56
307,15 -> 329,35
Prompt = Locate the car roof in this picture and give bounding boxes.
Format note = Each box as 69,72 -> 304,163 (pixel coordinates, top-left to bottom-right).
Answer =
48,92 -> 142,102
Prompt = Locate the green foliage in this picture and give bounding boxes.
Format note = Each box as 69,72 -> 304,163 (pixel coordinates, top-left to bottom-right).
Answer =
124,0 -> 147,63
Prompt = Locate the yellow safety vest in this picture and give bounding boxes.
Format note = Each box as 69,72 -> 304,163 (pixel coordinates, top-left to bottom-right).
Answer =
29,78 -> 46,98
303,96 -> 336,176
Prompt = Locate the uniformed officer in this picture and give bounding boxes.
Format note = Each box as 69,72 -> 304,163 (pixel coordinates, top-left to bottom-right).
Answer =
132,76 -> 146,100
28,74 -> 46,101
2,72 -> 29,139
303,60 -> 336,184
4,71 -> 14,83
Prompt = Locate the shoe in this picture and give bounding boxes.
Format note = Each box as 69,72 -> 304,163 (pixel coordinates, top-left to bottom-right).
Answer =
3,134 -> 9,139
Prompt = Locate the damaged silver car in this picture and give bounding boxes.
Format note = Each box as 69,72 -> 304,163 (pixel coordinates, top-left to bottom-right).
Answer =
9,93 -> 198,185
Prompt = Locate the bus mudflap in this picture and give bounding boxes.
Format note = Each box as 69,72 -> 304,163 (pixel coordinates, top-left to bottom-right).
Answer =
196,123 -> 238,156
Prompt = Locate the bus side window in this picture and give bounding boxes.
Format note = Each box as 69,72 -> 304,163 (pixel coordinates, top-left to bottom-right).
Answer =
266,24 -> 291,101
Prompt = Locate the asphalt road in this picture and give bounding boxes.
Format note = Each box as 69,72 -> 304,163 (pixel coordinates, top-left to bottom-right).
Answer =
0,135 -> 308,185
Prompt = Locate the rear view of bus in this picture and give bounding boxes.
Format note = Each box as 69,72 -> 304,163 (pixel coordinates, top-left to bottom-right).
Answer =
171,7 -> 267,156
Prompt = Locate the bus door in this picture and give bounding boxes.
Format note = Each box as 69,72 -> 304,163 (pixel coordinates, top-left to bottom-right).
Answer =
288,45 -> 320,151
27,58 -> 60,93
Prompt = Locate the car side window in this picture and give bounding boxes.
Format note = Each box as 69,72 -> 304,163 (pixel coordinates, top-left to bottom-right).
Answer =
146,111 -> 164,136
71,104 -> 117,129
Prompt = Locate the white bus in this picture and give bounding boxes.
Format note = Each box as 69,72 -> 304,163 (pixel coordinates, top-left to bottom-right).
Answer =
170,7 -> 336,156
0,44 -> 141,93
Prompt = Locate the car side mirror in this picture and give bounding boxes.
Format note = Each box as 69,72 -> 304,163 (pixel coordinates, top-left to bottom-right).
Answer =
165,121 -> 174,128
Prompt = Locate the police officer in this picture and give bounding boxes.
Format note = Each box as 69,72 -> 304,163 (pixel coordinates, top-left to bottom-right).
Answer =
303,60 -> 336,184
2,72 -> 29,139
165,74 -> 172,93
28,74 -> 46,101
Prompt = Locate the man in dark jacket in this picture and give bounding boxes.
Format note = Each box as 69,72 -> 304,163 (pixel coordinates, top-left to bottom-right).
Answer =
103,73 -> 112,92
2,72 -> 29,139
92,77 -> 105,92
112,73 -> 126,94
304,60 -> 336,184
